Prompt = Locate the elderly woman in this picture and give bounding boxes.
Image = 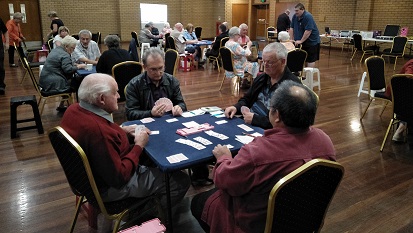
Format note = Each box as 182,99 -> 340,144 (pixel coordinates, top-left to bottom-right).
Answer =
53,26 -> 70,48
162,22 -> 172,35
225,26 -> 259,83
278,31 -> 295,51
238,23 -> 251,47
6,12 -> 24,67
183,23 -> 202,62
45,11 -> 64,39
96,35 -> 132,75
39,36 -> 86,111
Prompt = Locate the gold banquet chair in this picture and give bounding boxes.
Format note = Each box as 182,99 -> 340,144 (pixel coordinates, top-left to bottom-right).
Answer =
14,42 -> 44,84
207,36 -> 229,72
380,74 -> 413,151
219,47 -> 243,95
264,159 -> 344,233
112,61 -> 143,102
48,126 -> 161,233
24,57 -> 72,115
381,36 -> 408,70
164,49 -> 179,76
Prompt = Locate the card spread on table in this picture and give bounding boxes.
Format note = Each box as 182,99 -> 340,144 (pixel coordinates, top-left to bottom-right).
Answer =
237,124 -> 254,132
166,153 -> 188,164
166,118 -> 178,123
176,138 -> 206,150
235,135 -> 255,144
210,110 -> 226,118
182,121 -> 200,128
182,109 -> 205,118
154,97 -> 173,111
193,136 -> 213,145
150,130 -> 159,135
215,120 -> 227,125
141,117 -> 155,123
204,130 -> 229,140
225,144 -> 234,149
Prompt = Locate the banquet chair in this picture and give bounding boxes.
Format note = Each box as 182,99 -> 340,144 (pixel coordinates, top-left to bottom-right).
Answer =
47,38 -> 54,51
72,34 -> 79,40
167,36 -> 177,51
14,42 -> 45,84
112,61 -> 143,102
91,31 -> 101,44
381,36 -> 408,70
264,159 -> 344,233
194,26 -> 202,40
24,57 -> 72,115
163,32 -> 171,52
286,48 -> 307,80
48,126 -> 160,233
351,34 -> 376,63
21,40 -> 42,59
165,49 -> 179,76
267,26 -> 277,42
219,47 -> 243,95
380,74 -> 413,151
360,56 -> 391,120
207,36 -> 229,72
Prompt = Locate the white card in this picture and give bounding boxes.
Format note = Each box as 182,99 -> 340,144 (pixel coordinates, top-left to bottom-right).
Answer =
193,136 -> 213,145
141,117 -> 155,123
215,120 -> 227,125
237,124 -> 254,132
225,144 -> 234,149
134,125 -> 146,135
150,130 -> 159,135
182,121 -> 200,128
166,118 -> 178,123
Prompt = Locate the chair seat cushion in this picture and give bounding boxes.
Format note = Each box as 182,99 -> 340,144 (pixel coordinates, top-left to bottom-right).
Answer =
29,61 -> 45,68
374,91 -> 391,100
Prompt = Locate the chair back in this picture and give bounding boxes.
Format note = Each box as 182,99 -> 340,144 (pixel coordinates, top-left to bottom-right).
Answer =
112,61 -> 143,101
164,49 -> 179,76
286,48 -> 307,74
14,42 -> 28,69
48,126 -> 105,211
167,36 -> 177,51
24,57 -> 42,94
219,47 -> 235,72
352,34 -> 363,50
164,33 -> 171,51
267,26 -> 276,41
47,38 -> 54,50
390,74 -> 413,123
91,32 -> 101,44
72,34 -> 79,40
365,56 -> 386,91
390,36 -> 408,55
220,37 -> 229,47
194,26 -> 202,39
264,159 -> 344,233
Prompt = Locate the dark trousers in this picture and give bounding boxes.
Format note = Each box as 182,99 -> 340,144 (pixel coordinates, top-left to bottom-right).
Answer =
8,45 -> 23,65
0,45 -> 5,89
191,187 -> 218,233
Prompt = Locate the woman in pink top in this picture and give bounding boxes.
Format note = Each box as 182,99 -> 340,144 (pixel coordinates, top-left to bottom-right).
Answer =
238,23 -> 251,47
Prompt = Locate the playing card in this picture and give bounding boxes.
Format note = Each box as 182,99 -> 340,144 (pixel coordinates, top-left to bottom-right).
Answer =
241,106 -> 250,114
134,125 -> 146,135
238,124 -> 254,132
154,97 -> 173,111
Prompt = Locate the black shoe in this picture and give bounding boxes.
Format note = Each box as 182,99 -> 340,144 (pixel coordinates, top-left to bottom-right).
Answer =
56,106 -> 67,112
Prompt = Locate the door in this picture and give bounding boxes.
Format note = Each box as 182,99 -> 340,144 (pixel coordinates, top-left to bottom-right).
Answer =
232,4 -> 249,29
253,4 -> 269,41
0,0 -> 42,41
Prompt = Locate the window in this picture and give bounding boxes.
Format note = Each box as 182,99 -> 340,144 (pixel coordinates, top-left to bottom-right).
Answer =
140,3 -> 167,29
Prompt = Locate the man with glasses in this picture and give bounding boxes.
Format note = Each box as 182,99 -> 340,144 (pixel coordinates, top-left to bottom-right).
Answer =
224,42 -> 300,129
72,29 -> 101,65
125,47 -> 186,120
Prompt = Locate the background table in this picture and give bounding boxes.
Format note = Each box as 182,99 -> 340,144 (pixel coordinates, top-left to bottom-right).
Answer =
76,66 -> 96,78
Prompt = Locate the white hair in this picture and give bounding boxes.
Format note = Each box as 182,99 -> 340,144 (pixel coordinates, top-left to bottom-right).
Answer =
78,73 -> 114,104
278,31 -> 290,42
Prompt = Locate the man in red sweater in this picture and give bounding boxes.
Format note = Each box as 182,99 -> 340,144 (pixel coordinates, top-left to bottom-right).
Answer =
61,73 -> 190,212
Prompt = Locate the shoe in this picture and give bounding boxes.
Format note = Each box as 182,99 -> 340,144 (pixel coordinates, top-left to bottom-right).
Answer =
392,133 -> 405,142
56,106 -> 67,112
10,64 -> 18,67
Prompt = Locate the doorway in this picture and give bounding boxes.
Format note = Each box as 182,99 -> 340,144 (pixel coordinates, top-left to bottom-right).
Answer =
0,0 -> 42,42
251,4 -> 269,41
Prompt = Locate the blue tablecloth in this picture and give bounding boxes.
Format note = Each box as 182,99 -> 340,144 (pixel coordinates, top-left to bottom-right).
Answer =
195,40 -> 213,46
123,113 -> 264,172
76,66 -> 96,78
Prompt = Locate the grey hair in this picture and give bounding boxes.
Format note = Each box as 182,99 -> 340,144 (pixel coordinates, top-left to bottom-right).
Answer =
61,36 -> 78,48
104,35 -> 120,49
263,42 -> 288,60
13,12 -> 23,19
278,31 -> 290,42
239,23 -> 248,29
164,22 -> 170,28
48,11 -> 58,17
78,73 -> 114,104
228,26 -> 240,38
78,29 -> 92,38
142,47 -> 165,65
270,80 -> 318,129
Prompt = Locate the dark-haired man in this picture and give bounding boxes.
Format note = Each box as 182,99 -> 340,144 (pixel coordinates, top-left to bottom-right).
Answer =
191,80 -> 336,233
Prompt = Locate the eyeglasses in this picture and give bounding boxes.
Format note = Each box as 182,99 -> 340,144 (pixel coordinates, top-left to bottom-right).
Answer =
262,58 -> 282,67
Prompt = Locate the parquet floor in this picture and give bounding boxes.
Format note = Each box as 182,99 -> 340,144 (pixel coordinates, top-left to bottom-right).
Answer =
1,44 -> 413,233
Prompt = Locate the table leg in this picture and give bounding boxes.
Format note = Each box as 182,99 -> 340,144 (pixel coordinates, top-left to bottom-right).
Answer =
165,173 -> 173,233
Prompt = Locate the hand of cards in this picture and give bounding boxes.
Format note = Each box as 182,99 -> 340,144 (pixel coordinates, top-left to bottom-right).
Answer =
154,97 -> 173,112
176,123 -> 215,136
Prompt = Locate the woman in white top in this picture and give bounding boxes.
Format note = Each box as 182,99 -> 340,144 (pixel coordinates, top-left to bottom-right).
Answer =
278,31 -> 296,51
53,26 -> 70,48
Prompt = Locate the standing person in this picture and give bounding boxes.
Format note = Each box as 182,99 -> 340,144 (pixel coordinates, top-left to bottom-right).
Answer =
45,11 -> 64,40
238,23 -> 251,47
224,42 -> 301,129
277,9 -> 291,34
191,80 -> 336,233
61,73 -> 190,214
289,3 -> 320,68
0,17 -> 9,95
6,12 -> 25,68
96,35 -> 132,75
72,29 -> 101,65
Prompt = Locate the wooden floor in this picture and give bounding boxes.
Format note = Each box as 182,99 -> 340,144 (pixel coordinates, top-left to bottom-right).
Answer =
1,44 -> 413,233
